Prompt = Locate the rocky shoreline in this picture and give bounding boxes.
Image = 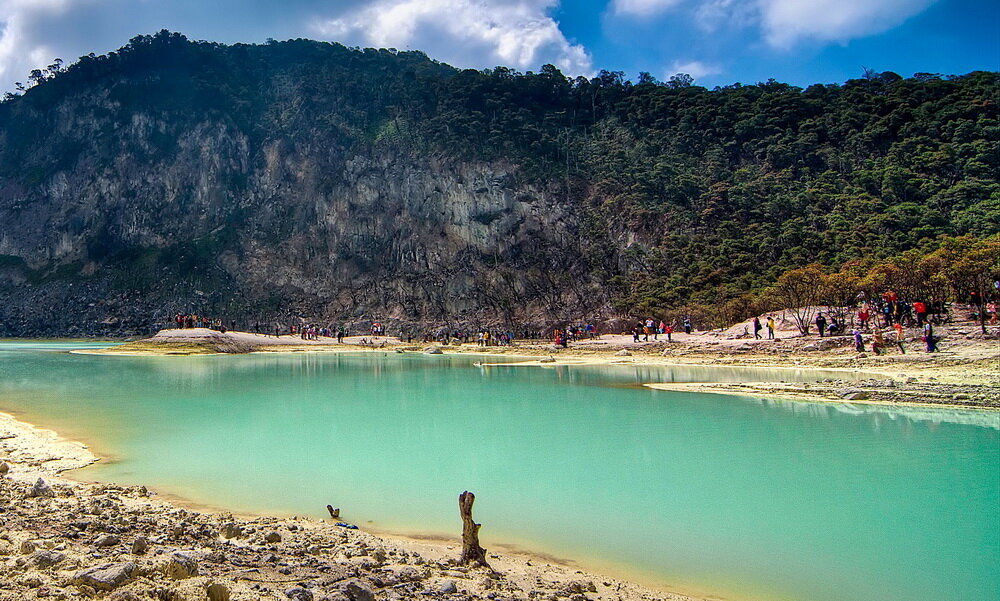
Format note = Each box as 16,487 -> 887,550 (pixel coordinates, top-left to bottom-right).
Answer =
0,412 -> 696,601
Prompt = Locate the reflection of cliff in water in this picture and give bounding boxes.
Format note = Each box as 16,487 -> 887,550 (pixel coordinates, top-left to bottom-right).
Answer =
525,363 -> 867,387
743,396 -> 1000,430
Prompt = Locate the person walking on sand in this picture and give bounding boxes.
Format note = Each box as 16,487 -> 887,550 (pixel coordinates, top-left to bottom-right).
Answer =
683,317 -> 692,335
664,323 -> 674,342
815,313 -> 826,338
893,322 -> 906,354
852,328 -> 864,352
872,328 -> 885,355
923,322 -> 938,352
753,317 -> 762,340
766,316 -> 775,340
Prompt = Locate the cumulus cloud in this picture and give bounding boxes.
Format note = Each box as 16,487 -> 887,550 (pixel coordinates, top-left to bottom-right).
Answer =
0,0 -> 72,88
667,59 -> 721,80
612,0 -> 684,17
312,0 -> 592,75
758,0 -> 938,48
689,0 -> 939,48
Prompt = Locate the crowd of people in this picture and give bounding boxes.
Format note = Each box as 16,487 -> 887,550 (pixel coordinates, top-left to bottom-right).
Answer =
172,313 -> 236,332
628,317 -> 692,343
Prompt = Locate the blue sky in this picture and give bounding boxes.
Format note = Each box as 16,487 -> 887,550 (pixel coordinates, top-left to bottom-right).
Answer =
1,0 -> 997,93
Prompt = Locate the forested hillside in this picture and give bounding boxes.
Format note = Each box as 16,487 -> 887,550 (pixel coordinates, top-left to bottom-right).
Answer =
0,31 -> 996,335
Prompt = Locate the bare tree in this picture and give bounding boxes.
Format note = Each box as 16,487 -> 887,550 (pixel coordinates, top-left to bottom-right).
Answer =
768,263 -> 825,335
458,491 -> 489,568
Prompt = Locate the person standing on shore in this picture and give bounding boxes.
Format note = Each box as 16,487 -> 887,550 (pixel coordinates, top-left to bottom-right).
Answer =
753,317 -> 762,339
923,322 -> 938,352
766,316 -> 775,340
872,329 -> 885,355
816,313 -> 827,337
893,322 -> 906,353
852,328 -> 864,352
683,317 -> 692,334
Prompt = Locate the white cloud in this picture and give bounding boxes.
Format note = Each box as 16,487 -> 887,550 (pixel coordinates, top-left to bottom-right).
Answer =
667,59 -> 721,80
632,0 -> 938,49
612,0 -> 684,17
694,0 -> 757,32
0,0 -> 73,87
313,0 -> 592,75
761,0 -> 938,48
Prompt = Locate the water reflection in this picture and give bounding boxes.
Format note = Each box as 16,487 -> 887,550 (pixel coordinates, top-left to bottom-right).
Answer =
740,395 -> 1000,430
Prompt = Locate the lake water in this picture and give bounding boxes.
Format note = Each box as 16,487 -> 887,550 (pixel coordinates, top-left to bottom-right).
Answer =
0,342 -> 997,601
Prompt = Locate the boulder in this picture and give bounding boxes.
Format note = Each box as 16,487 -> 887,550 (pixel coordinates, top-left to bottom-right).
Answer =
73,562 -> 136,591
219,523 -> 243,539
439,580 -> 458,594
538,357 -> 556,363
131,536 -> 149,555
206,582 -> 231,601
162,551 -> 199,579
424,347 -> 442,355
0,460 -> 8,475
93,534 -> 120,547
285,587 -> 314,601
614,350 -> 631,357
338,580 -> 374,601
30,477 -> 53,497
29,549 -> 66,568
264,531 -> 282,543
844,392 -> 869,401
801,344 -> 818,351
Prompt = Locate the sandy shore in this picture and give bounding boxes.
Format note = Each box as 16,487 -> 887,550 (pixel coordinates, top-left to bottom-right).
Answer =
0,411 -> 700,601
86,321 -> 1000,408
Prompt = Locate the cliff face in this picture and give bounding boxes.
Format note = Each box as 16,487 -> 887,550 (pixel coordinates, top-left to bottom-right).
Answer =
0,105 -> 607,336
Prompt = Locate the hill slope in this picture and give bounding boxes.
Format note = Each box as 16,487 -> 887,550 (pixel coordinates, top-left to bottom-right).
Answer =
0,31 -> 997,335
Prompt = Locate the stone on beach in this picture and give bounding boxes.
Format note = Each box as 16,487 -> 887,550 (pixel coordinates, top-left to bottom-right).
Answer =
285,586 -> 314,601
131,536 -> 149,555
93,533 -> 120,547
265,531 -> 282,543
162,551 -> 200,579
27,549 -> 66,568
30,477 -> 53,497
338,580 -> 375,601
72,561 -> 137,590
206,582 -> 231,601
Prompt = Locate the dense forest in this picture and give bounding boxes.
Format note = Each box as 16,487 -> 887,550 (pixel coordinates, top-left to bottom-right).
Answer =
0,31 -> 997,335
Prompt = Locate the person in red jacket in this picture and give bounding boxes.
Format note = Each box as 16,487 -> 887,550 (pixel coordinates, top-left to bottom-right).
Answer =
913,301 -> 927,326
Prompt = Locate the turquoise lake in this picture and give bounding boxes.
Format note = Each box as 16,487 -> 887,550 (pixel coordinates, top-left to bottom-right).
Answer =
0,342 -> 997,601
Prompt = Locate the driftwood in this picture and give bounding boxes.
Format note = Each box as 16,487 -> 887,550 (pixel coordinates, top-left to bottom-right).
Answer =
326,505 -> 340,519
458,491 -> 489,567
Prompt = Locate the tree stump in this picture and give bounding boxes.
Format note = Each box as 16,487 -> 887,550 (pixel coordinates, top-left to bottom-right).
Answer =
458,491 -> 489,568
